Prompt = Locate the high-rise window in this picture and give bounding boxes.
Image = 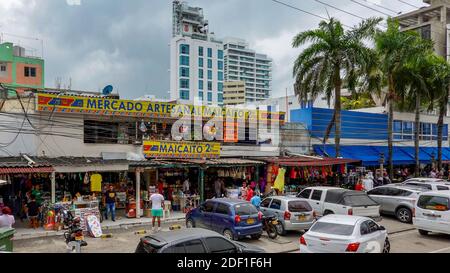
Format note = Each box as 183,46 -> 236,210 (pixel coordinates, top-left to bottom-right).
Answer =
179,67 -> 189,77
208,70 -> 212,80
218,82 -> 223,92
208,48 -> 212,58
180,79 -> 190,89
199,58 -> 204,68
218,72 -> 223,81
180,44 -> 190,55
180,90 -> 190,100
199,69 -> 204,79
199,80 -> 204,90
218,93 -> 223,103
208,59 -> 212,69
208,81 -> 212,91
208,92 -> 212,102
180,56 -> 189,66
218,61 -> 223,70
198,91 -> 204,100
218,50 -> 224,59
199,46 -> 204,56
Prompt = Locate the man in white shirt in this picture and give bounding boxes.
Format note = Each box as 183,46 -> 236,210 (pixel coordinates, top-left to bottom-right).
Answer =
183,178 -> 190,193
150,190 -> 165,232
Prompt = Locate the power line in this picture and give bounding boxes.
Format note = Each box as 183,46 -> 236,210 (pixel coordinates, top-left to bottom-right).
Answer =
270,0 -> 329,21
313,0 -> 366,20
350,0 -> 393,17
362,0 -> 400,14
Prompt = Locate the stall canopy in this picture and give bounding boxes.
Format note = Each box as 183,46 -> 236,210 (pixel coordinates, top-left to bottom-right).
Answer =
261,156 -> 360,167
0,156 -> 54,174
129,158 -> 265,169
314,145 -> 450,166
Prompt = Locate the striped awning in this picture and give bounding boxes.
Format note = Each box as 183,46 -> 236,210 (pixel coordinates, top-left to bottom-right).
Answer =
0,167 -> 55,174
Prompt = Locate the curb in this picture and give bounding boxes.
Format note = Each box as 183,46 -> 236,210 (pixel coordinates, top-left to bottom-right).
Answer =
12,217 -> 186,241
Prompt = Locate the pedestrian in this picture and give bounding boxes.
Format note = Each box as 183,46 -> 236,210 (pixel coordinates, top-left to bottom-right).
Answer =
150,188 -> 165,232
25,194 -> 40,229
240,181 -> 248,200
214,178 -> 222,198
250,193 -> 261,209
182,177 -> 190,194
246,183 -> 254,202
355,179 -> 365,191
104,185 -> 117,222
0,207 -> 15,228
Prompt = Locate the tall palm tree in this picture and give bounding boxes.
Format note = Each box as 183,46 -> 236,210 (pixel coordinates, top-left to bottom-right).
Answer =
292,17 -> 382,158
373,18 -> 428,179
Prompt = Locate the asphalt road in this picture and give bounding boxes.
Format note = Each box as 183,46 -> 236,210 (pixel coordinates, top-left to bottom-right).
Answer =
12,215 -> 450,253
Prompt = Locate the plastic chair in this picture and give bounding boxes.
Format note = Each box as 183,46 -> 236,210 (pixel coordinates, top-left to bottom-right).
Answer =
163,201 -> 172,219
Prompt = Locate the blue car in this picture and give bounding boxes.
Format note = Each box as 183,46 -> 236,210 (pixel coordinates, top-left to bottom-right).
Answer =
186,198 -> 263,241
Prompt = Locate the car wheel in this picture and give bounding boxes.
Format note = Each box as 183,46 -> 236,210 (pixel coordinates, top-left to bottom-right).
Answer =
186,219 -> 195,228
396,208 -> 412,223
383,238 -> 390,253
276,222 -> 287,236
418,229 -> 429,236
223,229 -> 235,241
251,233 -> 262,240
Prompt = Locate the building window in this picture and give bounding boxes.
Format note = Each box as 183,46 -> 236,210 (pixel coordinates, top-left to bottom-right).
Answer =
24,67 -> 36,77
180,44 -> 190,55
199,69 -> 204,79
180,79 -> 190,89
198,91 -> 204,101
208,48 -> 212,58
208,59 -> 212,69
208,70 -> 212,80
199,46 -> 204,56
218,61 -> 223,70
199,58 -> 204,68
207,92 -> 212,102
84,120 -> 119,144
180,90 -> 190,100
208,81 -> 212,91
218,72 -> 223,81
199,80 -> 204,90
180,56 -> 189,66
0,64 -> 6,72
218,50 -> 224,59
218,93 -> 223,103
218,82 -> 223,92
179,67 -> 189,77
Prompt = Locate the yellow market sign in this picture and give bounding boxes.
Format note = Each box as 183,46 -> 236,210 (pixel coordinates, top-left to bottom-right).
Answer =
36,93 -> 286,122
143,141 -> 220,159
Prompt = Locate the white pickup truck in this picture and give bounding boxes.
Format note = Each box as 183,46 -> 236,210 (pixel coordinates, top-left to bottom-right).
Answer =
297,187 -> 381,221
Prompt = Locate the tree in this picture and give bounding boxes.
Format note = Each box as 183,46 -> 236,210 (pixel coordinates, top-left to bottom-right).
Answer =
292,17 -> 382,158
373,18 -> 429,179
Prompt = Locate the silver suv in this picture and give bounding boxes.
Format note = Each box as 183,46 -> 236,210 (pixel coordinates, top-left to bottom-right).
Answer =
367,185 -> 426,223
259,196 -> 315,235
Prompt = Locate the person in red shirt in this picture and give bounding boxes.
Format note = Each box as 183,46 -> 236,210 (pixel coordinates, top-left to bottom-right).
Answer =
355,180 -> 365,191
246,184 -> 254,202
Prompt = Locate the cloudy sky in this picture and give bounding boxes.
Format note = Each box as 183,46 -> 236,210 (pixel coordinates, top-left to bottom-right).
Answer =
0,0 -> 426,99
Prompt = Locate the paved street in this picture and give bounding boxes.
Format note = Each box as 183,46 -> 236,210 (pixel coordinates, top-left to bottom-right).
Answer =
13,215 -> 450,253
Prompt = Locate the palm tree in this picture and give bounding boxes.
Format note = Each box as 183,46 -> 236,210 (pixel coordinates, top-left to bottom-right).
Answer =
373,19 -> 429,179
292,17 -> 382,158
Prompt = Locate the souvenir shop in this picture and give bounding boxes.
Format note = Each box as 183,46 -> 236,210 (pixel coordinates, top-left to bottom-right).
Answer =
263,157 -> 361,195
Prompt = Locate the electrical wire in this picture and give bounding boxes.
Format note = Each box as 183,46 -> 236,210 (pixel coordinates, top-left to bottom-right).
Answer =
350,0 -> 393,16
361,0 -> 400,14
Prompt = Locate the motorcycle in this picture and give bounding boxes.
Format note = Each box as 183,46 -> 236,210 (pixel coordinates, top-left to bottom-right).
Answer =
260,210 -> 279,239
62,210 -> 88,252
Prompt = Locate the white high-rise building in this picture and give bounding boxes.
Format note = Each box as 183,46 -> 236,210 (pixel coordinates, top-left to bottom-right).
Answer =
170,1 -> 224,105
223,37 -> 272,103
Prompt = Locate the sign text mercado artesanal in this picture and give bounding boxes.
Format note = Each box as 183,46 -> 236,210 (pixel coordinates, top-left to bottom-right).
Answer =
143,141 -> 221,159
37,93 -> 285,121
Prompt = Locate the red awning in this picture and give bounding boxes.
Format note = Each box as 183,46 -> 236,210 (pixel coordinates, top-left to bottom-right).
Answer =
264,157 -> 360,167
0,167 -> 55,174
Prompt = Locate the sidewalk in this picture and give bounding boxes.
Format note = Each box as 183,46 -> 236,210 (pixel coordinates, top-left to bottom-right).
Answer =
12,211 -> 186,241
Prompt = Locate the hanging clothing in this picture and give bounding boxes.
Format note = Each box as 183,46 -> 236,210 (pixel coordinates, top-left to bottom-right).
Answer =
90,173 -> 102,192
273,168 -> 286,192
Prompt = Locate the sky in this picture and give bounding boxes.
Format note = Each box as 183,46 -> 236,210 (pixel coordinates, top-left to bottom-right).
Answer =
0,0 -> 426,99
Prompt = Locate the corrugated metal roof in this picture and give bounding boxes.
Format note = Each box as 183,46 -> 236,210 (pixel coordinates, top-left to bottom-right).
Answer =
0,157 -> 128,168
0,167 -> 55,174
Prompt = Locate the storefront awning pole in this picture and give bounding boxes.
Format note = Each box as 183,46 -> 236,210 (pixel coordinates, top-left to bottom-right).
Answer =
199,167 -> 205,203
51,171 -> 56,204
136,168 -> 143,219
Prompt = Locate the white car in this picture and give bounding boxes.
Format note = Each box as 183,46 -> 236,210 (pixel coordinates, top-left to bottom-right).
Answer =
297,187 -> 381,221
402,181 -> 450,191
413,191 -> 450,236
299,215 -> 390,253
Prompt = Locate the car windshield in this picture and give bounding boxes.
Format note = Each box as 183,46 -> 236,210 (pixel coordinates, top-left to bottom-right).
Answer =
288,201 -> 312,212
310,222 -> 355,236
343,194 -> 378,206
234,203 -> 258,216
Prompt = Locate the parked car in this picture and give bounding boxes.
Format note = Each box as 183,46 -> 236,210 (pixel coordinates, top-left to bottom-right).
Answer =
297,187 -> 381,220
413,191 -> 450,236
403,178 -> 446,184
299,215 -> 390,253
135,228 -> 265,253
259,196 -> 315,235
401,181 -> 450,191
367,185 -> 426,223
185,198 -> 263,241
